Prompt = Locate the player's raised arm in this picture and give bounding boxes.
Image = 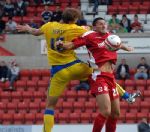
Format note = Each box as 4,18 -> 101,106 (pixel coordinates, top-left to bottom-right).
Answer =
16,24 -> 43,36
119,43 -> 134,52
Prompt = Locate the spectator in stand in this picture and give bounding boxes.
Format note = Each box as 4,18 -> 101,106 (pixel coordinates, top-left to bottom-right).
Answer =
76,12 -> 87,26
116,58 -> 130,80
121,14 -> 131,32
138,118 -> 150,132
0,61 -> 9,82
14,0 -> 27,16
116,22 -> 128,33
7,60 -> 20,90
75,80 -> 90,91
0,16 -> 6,34
131,14 -> 143,33
51,6 -> 62,22
108,14 -> 120,33
92,0 -> 100,13
3,0 -> 15,16
134,57 -> 149,80
5,16 -> 17,33
28,18 -> 38,29
41,5 -> 53,24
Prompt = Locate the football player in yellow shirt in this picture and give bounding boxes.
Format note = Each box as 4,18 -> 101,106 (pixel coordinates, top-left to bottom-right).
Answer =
17,8 -> 140,132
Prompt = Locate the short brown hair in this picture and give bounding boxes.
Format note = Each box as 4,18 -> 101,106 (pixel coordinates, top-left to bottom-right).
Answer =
62,8 -> 81,23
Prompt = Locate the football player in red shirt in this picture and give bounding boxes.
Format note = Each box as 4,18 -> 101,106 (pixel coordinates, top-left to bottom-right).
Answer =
56,17 -> 133,132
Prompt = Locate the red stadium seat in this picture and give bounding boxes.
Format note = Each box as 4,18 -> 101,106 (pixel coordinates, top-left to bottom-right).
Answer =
18,102 -> 29,114
139,5 -> 149,14
140,101 -> 150,113
38,80 -> 49,87
27,80 -> 38,91
0,102 -> 7,113
118,5 -> 128,14
146,79 -> 150,87
2,113 -> 13,124
41,69 -> 50,81
20,69 -> 31,81
25,113 -> 36,124
137,112 -> 148,122
7,102 -> 18,114
118,112 -> 126,123
135,80 -> 146,87
69,112 -> 80,123
125,112 -> 137,123
1,91 -> 11,103
73,101 -> 85,113
29,102 -> 40,113
62,102 -> 73,113
58,112 -> 69,123
16,80 -> 27,91
80,113 -> 92,123
85,101 -> 96,113
77,90 -> 88,101
65,90 -> 77,102
22,91 -> 34,102
128,101 -> 140,113
124,79 -> 135,88
107,5 -> 118,15
14,113 -> 25,124
31,69 -> 42,81
34,91 -> 45,102
128,5 -> 139,14
120,101 -> 129,113
11,91 -> 23,102
40,101 -> 46,113
36,113 -> 43,124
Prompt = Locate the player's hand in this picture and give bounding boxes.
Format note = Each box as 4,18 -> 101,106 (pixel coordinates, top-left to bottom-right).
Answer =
56,40 -> 64,52
16,24 -> 31,32
126,46 -> 134,52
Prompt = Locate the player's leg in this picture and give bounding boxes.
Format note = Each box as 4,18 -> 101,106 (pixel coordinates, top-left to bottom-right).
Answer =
93,93 -> 111,132
106,84 -> 120,132
116,83 -> 141,103
116,83 -> 129,99
106,97 -> 120,132
43,68 -> 70,132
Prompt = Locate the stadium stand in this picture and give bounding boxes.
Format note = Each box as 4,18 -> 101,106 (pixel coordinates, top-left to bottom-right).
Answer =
1,0 -> 150,127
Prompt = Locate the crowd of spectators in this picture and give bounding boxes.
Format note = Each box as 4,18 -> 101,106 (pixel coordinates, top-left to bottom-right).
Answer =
116,57 -> 150,80
108,14 -> 143,33
0,59 -> 20,90
0,0 -> 146,34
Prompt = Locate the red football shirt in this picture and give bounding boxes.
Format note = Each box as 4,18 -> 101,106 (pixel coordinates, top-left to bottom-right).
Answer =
73,31 -> 117,67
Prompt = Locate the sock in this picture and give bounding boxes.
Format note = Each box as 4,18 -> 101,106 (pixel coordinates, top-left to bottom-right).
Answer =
106,117 -> 117,132
43,109 -> 54,132
116,83 -> 129,99
92,113 -> 106,132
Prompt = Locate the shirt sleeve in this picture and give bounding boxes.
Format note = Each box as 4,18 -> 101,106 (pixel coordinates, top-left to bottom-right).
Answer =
72,37 -> 87,49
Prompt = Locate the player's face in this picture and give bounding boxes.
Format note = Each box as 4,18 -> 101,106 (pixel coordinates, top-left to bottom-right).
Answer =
94,20 -> 108,34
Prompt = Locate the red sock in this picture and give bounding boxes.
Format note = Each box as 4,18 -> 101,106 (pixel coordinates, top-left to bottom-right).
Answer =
106,117 -> 117,132
92,113 -> 106,132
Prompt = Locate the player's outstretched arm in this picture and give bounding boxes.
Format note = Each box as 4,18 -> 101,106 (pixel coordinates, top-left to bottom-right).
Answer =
119,43 -> 134,52
16,24 -> 43,36
56,41 -> 75,51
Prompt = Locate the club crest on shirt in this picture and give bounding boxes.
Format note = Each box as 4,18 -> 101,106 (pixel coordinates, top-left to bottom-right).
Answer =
97,42 -> 105,47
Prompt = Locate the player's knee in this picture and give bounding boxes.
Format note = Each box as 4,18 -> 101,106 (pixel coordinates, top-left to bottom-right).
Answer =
100,107 -> 111,118
112,109 -> 120,118
46,96 -> 58,109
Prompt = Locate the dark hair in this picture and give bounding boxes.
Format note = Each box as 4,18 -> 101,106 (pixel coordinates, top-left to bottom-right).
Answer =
92,17 -> 105,26
62,8 -> 81,23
